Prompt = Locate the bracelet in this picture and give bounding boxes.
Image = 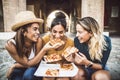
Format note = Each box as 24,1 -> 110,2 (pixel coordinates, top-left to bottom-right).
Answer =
85,62 -> 93,68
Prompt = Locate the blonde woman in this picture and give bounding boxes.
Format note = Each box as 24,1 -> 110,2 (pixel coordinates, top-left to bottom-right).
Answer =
66,17 -> 112,79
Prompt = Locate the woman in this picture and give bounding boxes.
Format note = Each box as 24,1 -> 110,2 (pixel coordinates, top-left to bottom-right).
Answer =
42,11 -> 74,80
5,11 -> 46,80
66,17 -> 112,79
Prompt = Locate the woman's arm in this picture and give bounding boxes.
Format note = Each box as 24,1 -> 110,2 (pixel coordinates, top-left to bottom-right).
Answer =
5,38 -> 46,67
6,62 -> 27,78
35,38 -> 43,56
5,37 -> 63,67
74,53 -> 102,70
73,37 -> 103,70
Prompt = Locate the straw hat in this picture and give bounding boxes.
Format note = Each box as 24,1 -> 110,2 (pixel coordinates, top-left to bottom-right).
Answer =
11,11 -> 44,31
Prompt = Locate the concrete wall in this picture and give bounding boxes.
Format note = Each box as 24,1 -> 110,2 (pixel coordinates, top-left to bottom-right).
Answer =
81,0 -> 104,30
2,0 -> 26,32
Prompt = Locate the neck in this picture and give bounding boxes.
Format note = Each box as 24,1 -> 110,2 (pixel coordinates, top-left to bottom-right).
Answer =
24,41 -> 33,48
24,37 -> 33,48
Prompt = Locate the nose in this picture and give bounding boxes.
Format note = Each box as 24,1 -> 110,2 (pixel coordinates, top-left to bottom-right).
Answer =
76,32 -> 79,37
36,29 -> 40,34
55,33 -> 60,38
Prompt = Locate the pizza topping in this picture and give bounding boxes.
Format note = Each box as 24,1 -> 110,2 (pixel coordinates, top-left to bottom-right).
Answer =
60,63 -> 73,70
62,46 -> 78,58
49,38 -> 64,46
44,53 -> 62,62
45,69 -> 59,76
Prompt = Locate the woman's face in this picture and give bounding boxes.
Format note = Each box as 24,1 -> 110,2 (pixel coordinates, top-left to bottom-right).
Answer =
51,24 -> 65,39
24,23 -> 40,42
76,24 -> 92,43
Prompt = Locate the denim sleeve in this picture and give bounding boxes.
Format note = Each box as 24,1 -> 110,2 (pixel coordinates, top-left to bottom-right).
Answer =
101,35 -> 112,69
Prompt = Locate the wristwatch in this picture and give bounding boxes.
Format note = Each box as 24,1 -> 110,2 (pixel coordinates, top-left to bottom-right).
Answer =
86,62 -> 93,68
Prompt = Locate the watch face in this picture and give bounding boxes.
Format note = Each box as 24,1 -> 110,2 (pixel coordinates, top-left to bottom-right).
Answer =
89,64 -> 93,67
86,62 -> 93,68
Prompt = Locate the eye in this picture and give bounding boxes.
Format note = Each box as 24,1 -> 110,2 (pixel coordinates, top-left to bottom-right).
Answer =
59,31 -> 64,34
53,30 -> 57,33
33,27 -> 38,31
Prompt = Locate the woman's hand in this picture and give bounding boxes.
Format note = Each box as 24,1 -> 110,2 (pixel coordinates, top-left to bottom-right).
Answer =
6,64 -> 15,78
74,52 -> 88,65
64,47 -> 78,62
65,53 -> 75,62
43,41 -> 63,51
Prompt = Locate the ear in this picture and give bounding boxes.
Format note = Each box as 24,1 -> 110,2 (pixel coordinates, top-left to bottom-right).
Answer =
89,32 -> 93,37
24,32 -> 27,37
21,29 -> 27,37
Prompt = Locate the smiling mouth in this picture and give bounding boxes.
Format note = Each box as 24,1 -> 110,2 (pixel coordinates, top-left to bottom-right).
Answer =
34,34 -> 40,39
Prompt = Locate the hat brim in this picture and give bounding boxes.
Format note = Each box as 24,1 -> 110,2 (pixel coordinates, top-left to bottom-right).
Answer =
11,18 -> 44,31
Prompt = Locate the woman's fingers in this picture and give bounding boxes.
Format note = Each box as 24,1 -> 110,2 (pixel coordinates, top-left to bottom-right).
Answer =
75,53 -> 82,59
65,53 -> 74,62
78,52 -> 87,59
75,53 -> 81,62
52,43 -> 62,48
6,66 -> 14,78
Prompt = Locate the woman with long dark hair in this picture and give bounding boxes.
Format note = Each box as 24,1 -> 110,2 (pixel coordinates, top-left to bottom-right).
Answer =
5,11 -> 45,80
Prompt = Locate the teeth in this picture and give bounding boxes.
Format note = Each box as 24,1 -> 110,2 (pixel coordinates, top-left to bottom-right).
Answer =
34,34 -> 39,38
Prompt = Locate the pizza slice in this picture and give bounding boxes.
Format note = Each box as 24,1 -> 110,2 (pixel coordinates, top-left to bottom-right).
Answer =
45,69 -> 59,76
62,46 -> 79,58
60,63 -> 73,70
49,38 -> 64,46
44,53 -> 62,62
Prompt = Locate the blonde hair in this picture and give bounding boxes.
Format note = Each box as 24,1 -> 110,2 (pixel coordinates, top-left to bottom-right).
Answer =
77,17 -> 107,61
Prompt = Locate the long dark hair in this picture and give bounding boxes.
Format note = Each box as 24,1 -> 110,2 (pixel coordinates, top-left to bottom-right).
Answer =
51,12 -> 67,30
13,23 -> 33,58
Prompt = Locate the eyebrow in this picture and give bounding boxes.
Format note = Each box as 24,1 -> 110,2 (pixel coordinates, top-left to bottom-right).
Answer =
53,29 -> 64,32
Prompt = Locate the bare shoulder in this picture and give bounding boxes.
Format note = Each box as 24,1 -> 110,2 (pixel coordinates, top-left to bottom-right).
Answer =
5,39 -> 16,54
5,39 -> 15,48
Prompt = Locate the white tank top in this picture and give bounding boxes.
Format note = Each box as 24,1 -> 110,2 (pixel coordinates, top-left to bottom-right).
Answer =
10,39 -> 35,59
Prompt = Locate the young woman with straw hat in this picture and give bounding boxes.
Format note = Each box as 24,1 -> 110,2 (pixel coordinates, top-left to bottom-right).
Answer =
5,11 -> 55,80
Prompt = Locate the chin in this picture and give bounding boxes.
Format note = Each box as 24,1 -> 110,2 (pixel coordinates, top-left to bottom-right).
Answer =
79,40 -> 84,43
33,39 -> 38,42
